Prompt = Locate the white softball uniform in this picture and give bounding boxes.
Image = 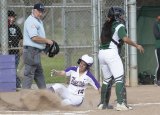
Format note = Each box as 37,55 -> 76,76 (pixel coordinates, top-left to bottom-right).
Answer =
98,22 -> 126,84
51,66 -> 100,106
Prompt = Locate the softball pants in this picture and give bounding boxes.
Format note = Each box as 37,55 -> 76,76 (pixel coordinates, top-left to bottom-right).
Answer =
98,49 -> 124,83
51,83 -> 83,106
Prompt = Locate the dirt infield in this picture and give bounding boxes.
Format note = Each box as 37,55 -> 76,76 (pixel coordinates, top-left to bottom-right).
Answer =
0,85 -> 159,115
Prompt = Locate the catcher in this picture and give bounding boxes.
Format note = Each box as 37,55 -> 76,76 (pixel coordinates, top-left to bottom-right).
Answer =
98,6 -> 144,111
49,54 -> 100,106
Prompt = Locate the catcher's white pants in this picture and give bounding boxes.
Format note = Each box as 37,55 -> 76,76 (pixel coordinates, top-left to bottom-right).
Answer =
98,49 -> 124,83
51,83 -> 83,106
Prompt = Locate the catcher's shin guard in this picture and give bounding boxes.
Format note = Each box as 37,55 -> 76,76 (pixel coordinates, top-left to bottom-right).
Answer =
120,76 -> 127,104
97,80 -> 113,109
122,86 -> 127,104
119,85 -> 132,110
97,83 -> 107,109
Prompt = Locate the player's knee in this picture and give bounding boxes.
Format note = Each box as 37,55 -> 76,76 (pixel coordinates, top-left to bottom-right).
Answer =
61,99 -> 72,106
103,76 -> 113,84
52,83 -> 63,91
115,75 -> 124,83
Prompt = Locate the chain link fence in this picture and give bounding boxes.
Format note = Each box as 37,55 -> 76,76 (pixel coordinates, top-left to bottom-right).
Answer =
0,0 -> 128,87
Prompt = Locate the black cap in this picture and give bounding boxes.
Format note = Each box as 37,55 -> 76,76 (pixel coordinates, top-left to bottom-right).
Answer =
34,3 -> 45,12
8,10 -> 16,17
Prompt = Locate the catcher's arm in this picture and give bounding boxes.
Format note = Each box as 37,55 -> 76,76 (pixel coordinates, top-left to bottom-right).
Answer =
51,69 -> 66,77
123,36 -> 144,53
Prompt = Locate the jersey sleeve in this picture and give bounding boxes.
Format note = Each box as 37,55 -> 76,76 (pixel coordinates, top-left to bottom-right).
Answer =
118,26 -> 127,40
87,71 -> 100,90
26,21 -> 39,39
65,66 -> 77,77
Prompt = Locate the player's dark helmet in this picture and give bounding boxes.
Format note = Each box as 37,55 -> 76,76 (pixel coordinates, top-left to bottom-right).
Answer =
107,6 -> 125,23
44,40 -> 60,57
8,10 -> 16,17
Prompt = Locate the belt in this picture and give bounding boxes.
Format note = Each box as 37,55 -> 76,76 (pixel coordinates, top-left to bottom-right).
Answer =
24,46 -> 42,52
99,47 -> 110,50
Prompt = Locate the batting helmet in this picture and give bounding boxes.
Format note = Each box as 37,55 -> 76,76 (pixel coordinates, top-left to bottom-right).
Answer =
107,6 -> 125,22
44,40 -> 60,57
77,54 -> 93,67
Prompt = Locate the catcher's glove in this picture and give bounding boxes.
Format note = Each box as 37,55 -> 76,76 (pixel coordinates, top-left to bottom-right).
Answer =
44,40 -> 60,57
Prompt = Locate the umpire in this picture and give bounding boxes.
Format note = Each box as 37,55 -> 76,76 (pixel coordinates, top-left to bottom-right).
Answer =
22,3 -> 53,89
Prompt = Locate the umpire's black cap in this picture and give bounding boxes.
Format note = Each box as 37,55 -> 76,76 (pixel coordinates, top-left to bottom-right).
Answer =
34,3 -> 45,12
8,10 -> 16,17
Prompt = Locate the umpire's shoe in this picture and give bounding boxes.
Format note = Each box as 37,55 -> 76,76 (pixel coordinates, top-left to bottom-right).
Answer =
97,102 -> 113,109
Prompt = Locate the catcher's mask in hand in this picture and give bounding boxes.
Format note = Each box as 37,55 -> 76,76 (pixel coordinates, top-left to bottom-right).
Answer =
44,40 -> 60,57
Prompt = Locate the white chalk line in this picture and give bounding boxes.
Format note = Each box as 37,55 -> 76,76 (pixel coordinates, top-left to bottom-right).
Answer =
130,102 -> 160,107
1,103 -> 160,114
0,110 -> 93,115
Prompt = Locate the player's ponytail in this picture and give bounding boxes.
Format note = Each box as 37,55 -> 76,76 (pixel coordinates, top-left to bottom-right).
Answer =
100,19 -> 114,44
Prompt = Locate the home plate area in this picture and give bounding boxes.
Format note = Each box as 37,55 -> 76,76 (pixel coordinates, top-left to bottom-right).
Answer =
0,85 -> 159,115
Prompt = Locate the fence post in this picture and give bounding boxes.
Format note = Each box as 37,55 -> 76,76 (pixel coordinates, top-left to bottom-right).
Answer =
92,0 -> 100,81
128,0 -> 138,86
0,0 -> 8,55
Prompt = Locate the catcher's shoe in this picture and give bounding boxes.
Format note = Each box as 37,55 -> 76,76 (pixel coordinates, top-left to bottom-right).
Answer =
97,102 -> 113,109
126,105 -> 133,110
97,103 -> 102,109
115,103 -> 132,111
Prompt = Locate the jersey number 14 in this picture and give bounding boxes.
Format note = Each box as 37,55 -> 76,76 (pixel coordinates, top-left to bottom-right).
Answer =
78,89 -> 84,94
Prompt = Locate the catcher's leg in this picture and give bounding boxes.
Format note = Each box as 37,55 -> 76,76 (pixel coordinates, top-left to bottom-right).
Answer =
105,77 -> 114,109
121,85 -> 127,104
98,60 -> 113,109
119,77 -> 132,109
120,76 -> 127,104
115,75 -> 132,110
97,77 -> 113,109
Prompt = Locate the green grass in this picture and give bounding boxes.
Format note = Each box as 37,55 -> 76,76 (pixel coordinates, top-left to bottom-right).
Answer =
41,53 -> 67,83
41,47 -> 92,83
